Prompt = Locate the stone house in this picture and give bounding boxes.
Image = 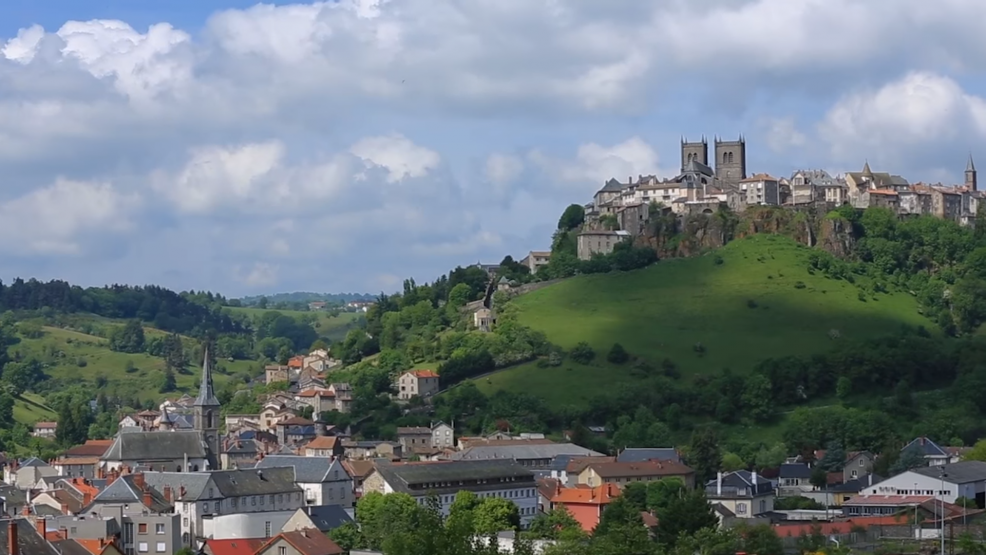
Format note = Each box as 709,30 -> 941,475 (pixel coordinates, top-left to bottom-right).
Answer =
576,230 -> 630,260
396,427 -> 432,454
301,436 -> 345,459
520,251 -> 551,274
396,370 -> 440,400
431,422 -> 455,450
265,366 -> 291,385
738,173 -> 781,206
255,455 -> 355,508
83,473 -> 182,555
616,203 -> 650,236
473,307 -> 495,332
31,422 -> 57,439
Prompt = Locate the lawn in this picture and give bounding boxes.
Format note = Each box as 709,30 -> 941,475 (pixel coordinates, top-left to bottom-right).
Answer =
225,307 -> 362,342
479,235 -> 932,407
13,392 -> 56,425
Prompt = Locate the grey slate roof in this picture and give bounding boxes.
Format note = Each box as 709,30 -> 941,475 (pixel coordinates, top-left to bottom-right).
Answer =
88,475 -> 172,513
254,455 -> 349,484
599,178 -> 624,193
194,349 -> 220,407
140,471 -> 211,501
616,448 -> 681,464
374,460 -> 535,496
210,467 -> 301,498
102,431 -> 207,461
901,437 -> 948,457
913,461 -> 986,484
303,504 -> 354,532
20,457 -> 48,468
450,443 -> 602,462
0,518 -> 59,555
51,539 -> 94,555
779,463 -> 812,479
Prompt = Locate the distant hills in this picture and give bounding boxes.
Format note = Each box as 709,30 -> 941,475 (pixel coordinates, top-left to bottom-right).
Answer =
238,291 -> 376,306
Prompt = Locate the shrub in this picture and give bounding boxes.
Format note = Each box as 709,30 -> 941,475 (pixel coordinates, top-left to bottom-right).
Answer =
794,281 -> 806,289
547,351 -> 563,367
124,360 -> 138,373
570,342 -> 595,364
857,291 -> 867,302
606,343 -> 629,364
713,255 -> 724,265
747,299 -> 758,309
693,342 -> 706,356
75,357 -> 87,367
661,358 -> 680,379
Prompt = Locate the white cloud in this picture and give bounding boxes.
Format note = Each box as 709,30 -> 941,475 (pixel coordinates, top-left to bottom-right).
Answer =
529,137 -> 663,189
761,117 -> 808,154
0,179 -> 139,255
484,153 -> 524,187
1,24 -> 44,63
349,133 -> 441,183
234,262 -> 279,287
819,72 -> 986,164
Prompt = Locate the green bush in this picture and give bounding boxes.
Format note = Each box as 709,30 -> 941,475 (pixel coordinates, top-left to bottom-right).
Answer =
570,342 -> 595,364
794,281 -> 806,289
606,343 -> 629,364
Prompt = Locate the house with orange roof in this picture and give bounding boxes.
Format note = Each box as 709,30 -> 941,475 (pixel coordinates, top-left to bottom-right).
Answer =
199,537 -> 266,555
288,356 -> 305,369
396,370 -> 440,400
302,435 -> 344,458
254,527 -> 344,555
31,422 -> 58,439
549,483 -> 621,532
577,460 -> 696,489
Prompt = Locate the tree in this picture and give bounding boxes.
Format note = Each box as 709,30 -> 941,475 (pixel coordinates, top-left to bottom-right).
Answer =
836,376 -> 852,403
570,342 -> 595,364
557,204 -> 586,231
527,507 -> 586,541
328,521 -> 364,551
688,426 -> 722,482
159,368 -> 177,393
891,445 -> 925,474
818,441 -> 846,472
738,524 -> 784,555
645,477 -> 686,512
721,452 -> 746,472
655,488 -> 718,548
606,343 -> 629,364
0,392 -> 13,428
473,497 -> 520,534
163,333 -> 187,372
810,466 -> 828,489
741,374 -> 775,422
109,319 -> 146,353
963,439 -> 986,462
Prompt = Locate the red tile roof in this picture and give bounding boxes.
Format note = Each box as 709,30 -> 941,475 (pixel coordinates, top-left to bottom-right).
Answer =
304,436 -> 339,451
258,528 -> 344,555
33,422 -> 58,429
551,484 -> 621,505
774,516 -> 905,537
203,538 -> 266,555
288,356 -> 304,368
277,416 -> 315,426
411,370 -> 439,378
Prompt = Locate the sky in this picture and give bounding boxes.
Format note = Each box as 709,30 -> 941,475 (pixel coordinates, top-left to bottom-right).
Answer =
2,0 -> 986,297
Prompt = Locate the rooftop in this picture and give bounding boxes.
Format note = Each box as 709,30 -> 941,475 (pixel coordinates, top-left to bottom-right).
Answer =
550,484 -> 620,505
912,461 -> 986,484
585,460 -> 694,479
451,442 -> 603,462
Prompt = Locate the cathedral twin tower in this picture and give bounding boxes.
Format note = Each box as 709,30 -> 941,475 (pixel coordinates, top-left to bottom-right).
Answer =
681,136 -> 747,183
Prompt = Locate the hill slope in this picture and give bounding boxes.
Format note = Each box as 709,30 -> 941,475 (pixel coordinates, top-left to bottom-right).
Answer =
479,234 -> 931,406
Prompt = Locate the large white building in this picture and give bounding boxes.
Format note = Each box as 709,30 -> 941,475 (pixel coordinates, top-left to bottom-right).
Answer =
254,455 -> 355,508
365,460 -> 539,527
859,461 -> 986,505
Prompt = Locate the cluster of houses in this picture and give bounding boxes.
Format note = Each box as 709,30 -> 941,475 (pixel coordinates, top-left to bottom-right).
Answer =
572,137 -> 984,260
306,300 -> 375,313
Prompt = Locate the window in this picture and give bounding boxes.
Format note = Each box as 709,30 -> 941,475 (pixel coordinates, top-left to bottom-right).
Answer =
859,459 -> 865,466
214,501 -> 220,512
156,542 -> 166,553
265,521 -> 272,538
70,527 -> 77,535
208,488 -> 213,497
183,518 -> 188,527
138,542 -> 149,553
736,503 -> 747,514
260,495 -> 265,505
155,524 -> 165,535
278,494 -> 283,503
279,547 -> 287,555
270,495 -> 275,505
138,523 -> 148,534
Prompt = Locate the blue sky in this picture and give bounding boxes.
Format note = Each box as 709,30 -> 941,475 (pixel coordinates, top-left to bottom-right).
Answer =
2,0 -> 986,297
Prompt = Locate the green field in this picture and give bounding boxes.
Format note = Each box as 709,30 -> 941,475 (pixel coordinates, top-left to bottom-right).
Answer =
477,235 -> 932,406
225,307 -> 361,342
9,325 -> 253,412
13,392 -> 56,424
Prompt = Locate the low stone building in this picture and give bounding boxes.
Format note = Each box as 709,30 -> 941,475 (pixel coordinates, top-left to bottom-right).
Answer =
576,230 -> 631,260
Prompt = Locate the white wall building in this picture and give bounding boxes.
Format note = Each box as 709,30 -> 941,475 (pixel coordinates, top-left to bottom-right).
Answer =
201,510 -> 297,540
859,461 -> 986,504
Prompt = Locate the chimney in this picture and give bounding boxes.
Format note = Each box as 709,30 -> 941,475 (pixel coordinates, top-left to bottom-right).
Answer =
20,505 -> 28,516
179,486 -> 186,500
716,471 -> 722,496
8,519 -> 18,555
35,517 -> 45,539
142,488 -> 152,509
752,470 -> 758,485
60,504 -> 69,515
132,472 -> 144,491
83,491 -> 92,508
163,486 -> 172,503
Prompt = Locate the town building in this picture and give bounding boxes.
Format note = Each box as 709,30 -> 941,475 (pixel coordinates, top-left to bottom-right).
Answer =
576,460 -> 695,489
254,455 -> 354,507
31,422 -> 57,439
396,370 -> 440,400
705,470 -> 775,518
519,251 -> 551,274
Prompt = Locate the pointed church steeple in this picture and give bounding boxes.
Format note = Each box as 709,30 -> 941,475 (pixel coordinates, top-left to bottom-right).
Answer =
967,153 -> 976,172
967,153 -> 978,192
194,347 -> 220,408
862,160 -> 873,176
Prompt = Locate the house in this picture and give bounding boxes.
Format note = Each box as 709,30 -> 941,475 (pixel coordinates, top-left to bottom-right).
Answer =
31,488 -> 89,515
396,427 -> 432,454
576,230 -> 631,260
265,366 -> 291,385
860,460 -> 986,505
842,451 -> 876,482
274,417 -> 316,445
450,442 -> 604,469
520,251 -> 551,274
308,302 -> 326,311
5,458 -> 58,490
705,471 -> 775,518
301,436 -> 344,459
473,307 -> 495,332
777,463 -> 814,495
288,356 -> 304,370
431,422 -> 455,450
254,528 -> 344,555
221,439 -> 265,470
140,467 -> 303,548
396,370 -> 440,400
341,441 -> 401,461
52,538 -> 125,555
0,518 -> 60,555
31,422 -> 57,439
61,440 -> 113,460
616,448 -> 681,464
52,457 -> 100,480
199,538 -> 266,555
365,460 -> 539,526
100,431 -> 211,473
82,472 -> 182,555
842,494 -> 933,517
117,415 -> 139,430
341,460 -> 374,499
576,460 -> 695,489
281,504 -> 354,534
254,455 -> 354,507
549,483 -> 620,532
901,437 -> 959,466
738,173 -> 781,206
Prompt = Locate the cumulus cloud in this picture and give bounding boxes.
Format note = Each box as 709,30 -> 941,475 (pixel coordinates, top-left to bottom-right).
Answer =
819,72 -> 986,168
234,262 -> 279,288
349,134 -> 441,183
0,179 -> 139,255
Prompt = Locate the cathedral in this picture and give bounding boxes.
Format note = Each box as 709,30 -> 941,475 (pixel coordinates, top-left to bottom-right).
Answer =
680,135 -> 748,184
100,351 -> 221,472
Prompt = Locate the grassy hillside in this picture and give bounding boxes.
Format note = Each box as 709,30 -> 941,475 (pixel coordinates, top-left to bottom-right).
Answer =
225,307 -> 362,342
477,235 -> 931,406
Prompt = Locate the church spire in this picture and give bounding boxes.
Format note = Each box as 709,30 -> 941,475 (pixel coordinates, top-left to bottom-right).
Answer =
968,152 -> 976,172
194,347 -> 220,407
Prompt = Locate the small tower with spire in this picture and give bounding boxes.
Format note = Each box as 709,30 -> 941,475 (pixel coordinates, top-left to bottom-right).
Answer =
966,153 -> 977,192
193,347 -> 221,470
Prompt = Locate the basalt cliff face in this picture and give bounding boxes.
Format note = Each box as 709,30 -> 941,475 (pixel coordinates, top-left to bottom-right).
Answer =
635,207 -> 855,259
